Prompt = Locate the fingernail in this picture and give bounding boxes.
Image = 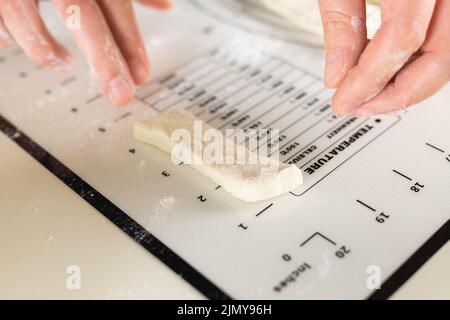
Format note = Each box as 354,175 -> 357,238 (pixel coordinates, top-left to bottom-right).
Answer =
334,109 -> 349,117
0,35 -> 14,48
0,28 -> 14,47
49,54 -> 73,71
353,108 -> 375,117
107,75 -> 135,105
151,0 -> 173,9
325,52 -> 345,87
129,58 -> 150,85
331,95 -> 353,117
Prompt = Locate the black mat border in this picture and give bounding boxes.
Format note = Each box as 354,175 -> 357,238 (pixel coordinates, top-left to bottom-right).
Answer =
1,114 -> 448,300
0,114 -> 230,300
369,219 -> 449,300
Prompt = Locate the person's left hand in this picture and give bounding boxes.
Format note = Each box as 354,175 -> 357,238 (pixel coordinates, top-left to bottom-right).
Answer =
0,0 -> 173,106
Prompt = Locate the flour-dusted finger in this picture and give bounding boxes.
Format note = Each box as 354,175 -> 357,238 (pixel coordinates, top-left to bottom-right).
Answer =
0,15 -> 14,48
332,0 -> 436,116
0,0 -> 72,67
353,0 -> 450,116
98,0 -> 150,85
52,0 -> 135,105
318,0 -> 367,88
353,52 -> 449,116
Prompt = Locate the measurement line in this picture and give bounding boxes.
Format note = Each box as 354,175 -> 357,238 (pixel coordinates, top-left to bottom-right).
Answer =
284,117 -> 357,163
274,107 -> 334,156
114,112 -> 132,122
137,48 -> 226,98
249,79 -> 317,126
207,82 -> 268,124
265,54 -> 323,82
61,76 -> 77,86
247,83 -> 323,131
425,142 -> 445,153
197,61 -> 283,120
218,71 -> 306,130
277,101 -> 331,136
190,59 -> 279,114
148,64 -> 221,107
392,169 -> 412,181
356,200 -> 377,212
169,57 -> 275,114
160,66 -> 236,112
266,87 -> 327,127
140,53 -> 227,100
191,58 -> 280,118
266,109 -> 333,156
255,203 -> 273,217
85,93 -> 102,104
197,58 -> 279,113
300,232 -> 336,247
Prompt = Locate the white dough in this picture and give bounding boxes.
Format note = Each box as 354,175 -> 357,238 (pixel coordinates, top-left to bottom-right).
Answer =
256,0 -> 324,39
134,109 -> 303,202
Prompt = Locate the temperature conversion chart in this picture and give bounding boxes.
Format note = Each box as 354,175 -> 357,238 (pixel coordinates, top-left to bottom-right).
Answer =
0,0 -> 449,299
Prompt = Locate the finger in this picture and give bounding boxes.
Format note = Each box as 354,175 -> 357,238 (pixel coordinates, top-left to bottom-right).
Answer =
137,0 -> 173,10
52,0 -> 135,105
318,0 -> 367,87
0,15 -> 15,48
420,0 -> 450,53
332,0 -> 437,116
352,52 -> 449,116
353,0 -> 450,116
98,0 -> 150,85
0,0 -> 72,67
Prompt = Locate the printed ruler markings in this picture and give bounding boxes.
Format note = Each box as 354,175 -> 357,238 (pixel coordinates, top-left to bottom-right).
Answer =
284,116 -> 357,163
300,232 -> 336,247
356,200 -> 377,212
392,169 -> 413,181
256,203 -> 273,217
219,70 -> 305,131
61,76 -> 77,86
191,58 -> 279,115
425,142 -> 445,153
86,93 -> 103,104
139,50 -> 226,100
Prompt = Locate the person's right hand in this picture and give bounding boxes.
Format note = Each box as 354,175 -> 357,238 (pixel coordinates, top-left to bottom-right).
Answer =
319,0 -> 450,116
0,0 -> 173,105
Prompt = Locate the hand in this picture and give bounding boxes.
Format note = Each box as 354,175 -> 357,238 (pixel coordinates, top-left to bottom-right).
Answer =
319,0 -> 450,116
0,0 -> 173,105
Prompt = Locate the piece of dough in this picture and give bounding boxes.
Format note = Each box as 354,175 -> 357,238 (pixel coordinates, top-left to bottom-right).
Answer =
134,109 -> 303,202
255,0 -> 324,39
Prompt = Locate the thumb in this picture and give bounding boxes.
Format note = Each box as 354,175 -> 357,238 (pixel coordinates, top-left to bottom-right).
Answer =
318,0 -> 367,87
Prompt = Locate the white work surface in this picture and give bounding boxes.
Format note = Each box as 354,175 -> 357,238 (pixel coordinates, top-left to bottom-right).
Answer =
0,0 -> 449,299
0,131 -> 449,299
